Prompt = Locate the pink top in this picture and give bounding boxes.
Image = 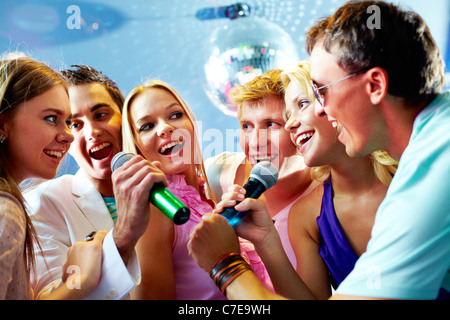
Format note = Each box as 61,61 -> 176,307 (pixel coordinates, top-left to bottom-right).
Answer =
167,175 -> 273,299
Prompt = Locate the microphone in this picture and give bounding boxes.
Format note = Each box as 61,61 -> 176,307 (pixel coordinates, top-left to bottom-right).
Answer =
221,161 -> 278,227
111,152 -> 190,225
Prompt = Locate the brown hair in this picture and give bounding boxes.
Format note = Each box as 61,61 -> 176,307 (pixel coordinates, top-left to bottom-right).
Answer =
0,56 -> 66,275
61,65 -> 124,112
306,0 -> 445,105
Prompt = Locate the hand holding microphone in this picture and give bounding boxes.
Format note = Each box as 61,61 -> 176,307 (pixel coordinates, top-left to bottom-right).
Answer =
218,161 -> 278,228
111,152 -> 190,225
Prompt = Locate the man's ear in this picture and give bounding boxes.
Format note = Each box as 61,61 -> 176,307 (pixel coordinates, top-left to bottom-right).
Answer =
366,67 -> 389,105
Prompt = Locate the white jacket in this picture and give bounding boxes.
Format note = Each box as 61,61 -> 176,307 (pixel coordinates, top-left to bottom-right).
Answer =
24,170 -> 140,300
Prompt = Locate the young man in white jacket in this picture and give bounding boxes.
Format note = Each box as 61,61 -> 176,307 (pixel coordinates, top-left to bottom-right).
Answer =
25,65 -> 166,299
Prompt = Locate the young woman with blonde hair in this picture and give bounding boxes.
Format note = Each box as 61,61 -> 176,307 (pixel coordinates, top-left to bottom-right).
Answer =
188,61 -> 398,299
279,61 -> 397,299
121,80 -> 227,299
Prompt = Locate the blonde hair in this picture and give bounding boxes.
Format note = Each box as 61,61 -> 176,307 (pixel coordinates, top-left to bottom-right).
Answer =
228,69 -> 285,118
0,56 -> 66,275
122,79 -> 215,202
281,61 -> 398,185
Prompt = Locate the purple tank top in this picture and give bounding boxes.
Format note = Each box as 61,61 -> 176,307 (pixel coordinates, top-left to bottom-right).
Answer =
316,178 -> 358,289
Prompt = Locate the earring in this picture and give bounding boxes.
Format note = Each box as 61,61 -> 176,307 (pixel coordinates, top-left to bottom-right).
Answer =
0,134 -> 6,144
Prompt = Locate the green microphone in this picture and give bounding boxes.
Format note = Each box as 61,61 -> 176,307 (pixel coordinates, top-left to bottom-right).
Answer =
111,152 -> 190,225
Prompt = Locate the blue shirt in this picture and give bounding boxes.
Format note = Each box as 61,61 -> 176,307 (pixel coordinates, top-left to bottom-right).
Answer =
337,92 -> 450,299
103,197 -> 117,223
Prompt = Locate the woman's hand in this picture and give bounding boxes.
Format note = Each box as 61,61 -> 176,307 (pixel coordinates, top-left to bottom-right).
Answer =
62,230 -> 108,295
213,184 -> 277,248
42,230 -> 108,300
188,213 -> 240,273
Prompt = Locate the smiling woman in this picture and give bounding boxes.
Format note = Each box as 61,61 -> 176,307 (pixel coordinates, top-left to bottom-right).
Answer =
0,59 -> 72,295
120,79 -> 231,300
6,87 -> 73,181
127,86 -> 196,176
0,56 -> 105,300
122,80 -> 206,181
278,60 -> 399,298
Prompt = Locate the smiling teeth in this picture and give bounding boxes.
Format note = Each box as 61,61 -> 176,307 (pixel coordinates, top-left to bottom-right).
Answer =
160,140 -> 182,153
332,121 -> 343,133
45,150 -> 65,158
296,132 -> 314,146
90,142 -> 110,153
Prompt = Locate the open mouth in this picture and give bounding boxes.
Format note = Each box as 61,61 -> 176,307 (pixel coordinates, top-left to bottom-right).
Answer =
159,139 -> 185,156
332,121 -> 343,133
89,142 -> 113,160
296,131 -> 315,147
44,149 -> 65,160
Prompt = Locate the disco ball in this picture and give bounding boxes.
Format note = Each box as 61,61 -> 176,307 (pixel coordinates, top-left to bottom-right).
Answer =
203,16 -> 300,117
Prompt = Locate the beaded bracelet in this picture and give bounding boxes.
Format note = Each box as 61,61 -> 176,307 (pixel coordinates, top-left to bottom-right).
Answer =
209,252 -> 252,295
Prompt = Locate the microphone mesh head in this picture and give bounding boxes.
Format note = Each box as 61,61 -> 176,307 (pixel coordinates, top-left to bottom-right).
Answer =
249,161 -> 278,190
111,152 -> 134,171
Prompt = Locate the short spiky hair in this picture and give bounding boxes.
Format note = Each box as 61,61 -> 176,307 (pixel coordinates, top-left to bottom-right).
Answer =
61,65 -> 124,111
228,69 -> 285,118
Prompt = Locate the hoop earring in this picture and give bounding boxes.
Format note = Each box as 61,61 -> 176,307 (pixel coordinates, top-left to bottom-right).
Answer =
0,134 -> 6,144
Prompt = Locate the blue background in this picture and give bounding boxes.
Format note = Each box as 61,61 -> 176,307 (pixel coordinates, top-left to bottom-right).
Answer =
1,0 -> 448,174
